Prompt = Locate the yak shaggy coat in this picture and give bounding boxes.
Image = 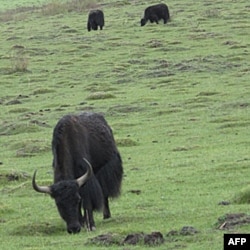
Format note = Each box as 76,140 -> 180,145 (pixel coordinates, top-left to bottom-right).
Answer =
87,9 -> 105,31
33,112 -> 123,234
141,3 -> 170,26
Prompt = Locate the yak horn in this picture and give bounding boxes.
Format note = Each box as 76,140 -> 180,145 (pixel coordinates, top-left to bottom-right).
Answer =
32,170 -> 51,194
76,158 -> 93,187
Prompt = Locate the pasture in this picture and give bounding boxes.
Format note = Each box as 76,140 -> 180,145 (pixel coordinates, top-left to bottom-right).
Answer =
0,0 -> 250,249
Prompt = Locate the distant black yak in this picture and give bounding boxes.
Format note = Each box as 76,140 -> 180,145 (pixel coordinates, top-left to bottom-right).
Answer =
87,10 -> 105,31
33,112 -> 123,234
141,3 -> 170,26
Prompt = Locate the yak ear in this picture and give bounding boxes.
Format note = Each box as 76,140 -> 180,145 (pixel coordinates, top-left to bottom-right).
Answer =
76,158 -> 93,187
32,170 -> 51,194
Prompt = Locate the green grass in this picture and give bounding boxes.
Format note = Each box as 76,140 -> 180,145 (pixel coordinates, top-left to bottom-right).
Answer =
1,0 -> 250,249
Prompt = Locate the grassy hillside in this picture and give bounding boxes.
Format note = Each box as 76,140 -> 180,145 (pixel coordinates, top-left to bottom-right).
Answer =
0,0 -> 250,249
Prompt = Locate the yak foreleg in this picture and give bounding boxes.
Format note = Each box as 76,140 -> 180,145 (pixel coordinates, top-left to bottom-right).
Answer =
83,208 -> 96,231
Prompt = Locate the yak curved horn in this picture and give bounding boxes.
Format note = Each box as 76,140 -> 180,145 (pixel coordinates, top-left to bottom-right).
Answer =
32,170 -> 51,194
76,158 -> 93,187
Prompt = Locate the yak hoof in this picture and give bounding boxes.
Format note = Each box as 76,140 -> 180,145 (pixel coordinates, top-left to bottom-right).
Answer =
103,211 -> 111,219
88,226 -> 96,231
86,225 -> 96,232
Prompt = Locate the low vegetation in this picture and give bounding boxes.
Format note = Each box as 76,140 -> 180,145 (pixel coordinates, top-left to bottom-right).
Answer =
0,0 -> 250,249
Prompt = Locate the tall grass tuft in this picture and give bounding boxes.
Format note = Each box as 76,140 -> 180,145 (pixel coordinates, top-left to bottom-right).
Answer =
232,186 -> 250,204
10,46 -> 29,73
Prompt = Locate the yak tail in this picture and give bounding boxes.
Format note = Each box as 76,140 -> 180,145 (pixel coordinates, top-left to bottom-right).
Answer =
96,152 -> 123,198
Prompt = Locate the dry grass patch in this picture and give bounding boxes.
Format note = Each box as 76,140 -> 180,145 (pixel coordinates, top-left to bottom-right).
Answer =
232,186 -> 250,204
115,138 -> 138,147
0,0 -> 98,21
86,92 -> 115,100
9,47 -> 29,73
10,139 -> 50,157
41,0 -> 98,16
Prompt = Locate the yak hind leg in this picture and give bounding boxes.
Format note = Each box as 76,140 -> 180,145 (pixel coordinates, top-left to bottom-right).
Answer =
103,197 -> 111,219
92,24 -> 98,30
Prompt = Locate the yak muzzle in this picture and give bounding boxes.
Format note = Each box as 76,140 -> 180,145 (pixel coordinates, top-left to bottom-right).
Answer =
67,224 -> 81,234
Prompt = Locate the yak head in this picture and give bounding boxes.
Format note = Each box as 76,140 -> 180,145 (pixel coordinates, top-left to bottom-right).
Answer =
32,158 -> 93,234
141,18 -> 146,26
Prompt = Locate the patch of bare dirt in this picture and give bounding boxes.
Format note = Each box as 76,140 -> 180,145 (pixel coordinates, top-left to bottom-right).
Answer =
88,233 -> 121,246
89,228 -> 198,247
128,189 -> 141,195
144,232 -> 164,246
216,213 -> 250,230
122,232 -> 164,246
89,232 -> 165,246
0,171 -> 29,182
167,226 -> 199,236
123,233 -> 144,245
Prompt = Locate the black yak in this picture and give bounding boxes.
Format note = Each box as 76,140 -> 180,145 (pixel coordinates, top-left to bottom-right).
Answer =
32,112 -> 123,234
141,3 -> 170,26
87,9 -> 105,31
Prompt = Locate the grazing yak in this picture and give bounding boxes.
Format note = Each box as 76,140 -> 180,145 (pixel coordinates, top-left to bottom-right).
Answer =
141,3 -> 170,26
32,112 -> 123,234
87,9 -> 105,31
